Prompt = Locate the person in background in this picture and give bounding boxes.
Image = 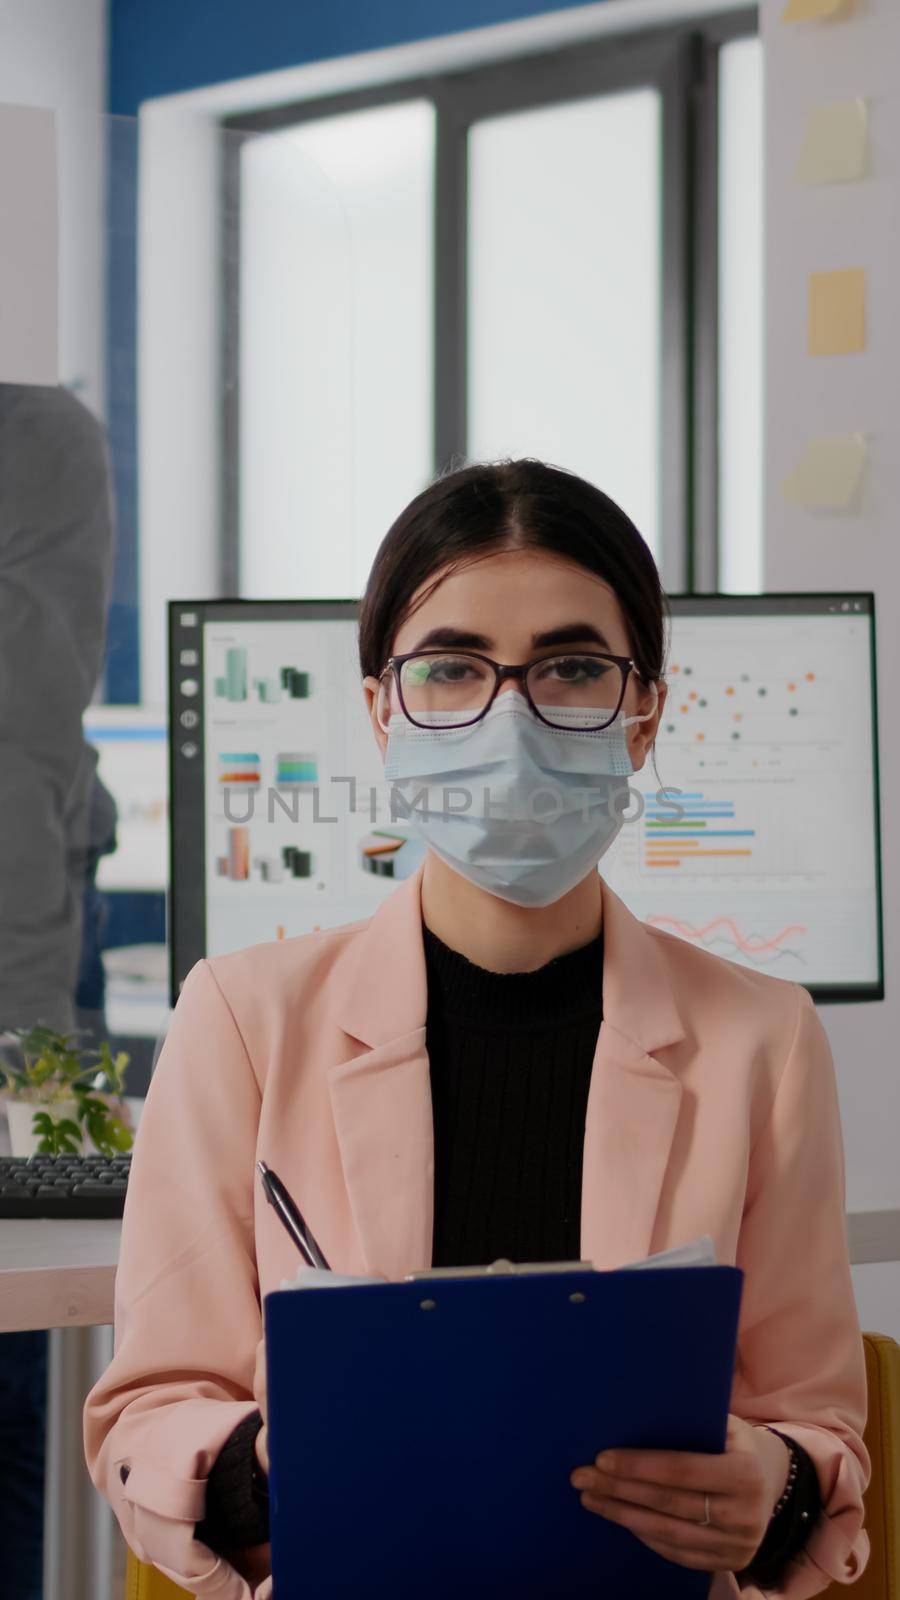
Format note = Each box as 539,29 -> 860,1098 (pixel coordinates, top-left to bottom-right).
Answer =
0,382 -> 116,1600
74,772 -> 119,1042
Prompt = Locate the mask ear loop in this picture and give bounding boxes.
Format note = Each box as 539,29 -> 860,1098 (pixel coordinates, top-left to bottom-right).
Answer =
617,679 -> 666,797
617,677 -> 660,728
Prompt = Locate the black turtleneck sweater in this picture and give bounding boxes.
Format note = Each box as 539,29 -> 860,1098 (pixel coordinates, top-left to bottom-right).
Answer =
195,924 -> 821,1583
424,921 -> 603,1268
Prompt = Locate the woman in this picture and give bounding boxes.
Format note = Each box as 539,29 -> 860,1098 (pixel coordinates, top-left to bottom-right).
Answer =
84,460 -> 869,1599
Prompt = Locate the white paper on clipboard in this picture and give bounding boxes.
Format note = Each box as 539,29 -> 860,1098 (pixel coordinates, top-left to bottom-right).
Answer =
278,1234 -> 717,1290
620,1234 -> 717,1270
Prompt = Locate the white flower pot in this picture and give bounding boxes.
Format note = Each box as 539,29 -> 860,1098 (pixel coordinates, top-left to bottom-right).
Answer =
5,1098 -> 99,1159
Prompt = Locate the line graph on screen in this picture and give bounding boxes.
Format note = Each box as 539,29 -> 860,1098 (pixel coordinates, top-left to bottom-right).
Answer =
646,914 -> 809,967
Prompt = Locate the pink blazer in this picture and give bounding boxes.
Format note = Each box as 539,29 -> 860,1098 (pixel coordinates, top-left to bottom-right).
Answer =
83,865 -> 870,1600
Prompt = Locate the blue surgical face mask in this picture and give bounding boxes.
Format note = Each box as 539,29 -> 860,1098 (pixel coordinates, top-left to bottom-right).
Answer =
383,688 -> 656,908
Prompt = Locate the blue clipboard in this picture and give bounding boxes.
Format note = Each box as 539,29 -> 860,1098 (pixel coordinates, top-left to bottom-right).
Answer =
264,1263 -> 743,1598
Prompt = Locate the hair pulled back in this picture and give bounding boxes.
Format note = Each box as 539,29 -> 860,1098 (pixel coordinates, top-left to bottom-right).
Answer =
358,458 -> 668,685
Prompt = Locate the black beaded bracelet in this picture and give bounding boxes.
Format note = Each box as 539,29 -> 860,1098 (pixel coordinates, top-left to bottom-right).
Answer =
765,1426 -> 803,1520
742,1428 -> 822,1588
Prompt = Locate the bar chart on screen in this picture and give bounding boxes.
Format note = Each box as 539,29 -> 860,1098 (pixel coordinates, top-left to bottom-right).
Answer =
190,609 -> 398,968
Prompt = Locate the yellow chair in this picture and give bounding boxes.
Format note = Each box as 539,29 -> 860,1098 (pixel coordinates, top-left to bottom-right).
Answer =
821,1333 -> 900,1600
126,1332 -> 899,1600
125,1553 -> 191,1600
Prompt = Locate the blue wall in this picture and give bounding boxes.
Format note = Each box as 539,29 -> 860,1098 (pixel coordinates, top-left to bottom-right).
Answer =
109,0 -> 594,115
105,0 -> 598,701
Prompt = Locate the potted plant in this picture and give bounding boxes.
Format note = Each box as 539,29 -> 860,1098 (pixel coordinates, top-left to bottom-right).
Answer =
0,1024 -> 134,1159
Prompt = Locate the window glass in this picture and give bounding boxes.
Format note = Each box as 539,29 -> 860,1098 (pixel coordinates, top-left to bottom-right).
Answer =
239,100 -> 435,597
467,89 -> 662,557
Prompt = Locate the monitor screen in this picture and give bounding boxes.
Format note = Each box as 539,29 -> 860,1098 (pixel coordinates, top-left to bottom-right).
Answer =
168,594 -> 882,1005
82,705 -> 169,892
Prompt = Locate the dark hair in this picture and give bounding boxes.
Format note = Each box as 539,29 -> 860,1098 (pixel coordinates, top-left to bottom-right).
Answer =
358,458 -> 668,684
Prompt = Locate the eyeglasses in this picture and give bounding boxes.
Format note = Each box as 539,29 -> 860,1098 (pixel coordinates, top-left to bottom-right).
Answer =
377,649 -> 642,733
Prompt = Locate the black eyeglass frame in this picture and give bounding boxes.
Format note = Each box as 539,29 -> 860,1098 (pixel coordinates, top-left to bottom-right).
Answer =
381,648 -> 642,732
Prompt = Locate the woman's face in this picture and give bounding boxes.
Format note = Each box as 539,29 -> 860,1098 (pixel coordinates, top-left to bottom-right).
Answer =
362,546 -> 666,767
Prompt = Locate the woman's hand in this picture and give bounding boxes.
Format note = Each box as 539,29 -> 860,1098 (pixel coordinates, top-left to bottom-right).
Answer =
253,1335 -> 269,1475
570,1413 -> 791,1574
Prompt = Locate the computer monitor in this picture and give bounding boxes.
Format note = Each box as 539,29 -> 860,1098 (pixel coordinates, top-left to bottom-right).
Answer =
168,594 -> 882,1006
82,705 -> 169,892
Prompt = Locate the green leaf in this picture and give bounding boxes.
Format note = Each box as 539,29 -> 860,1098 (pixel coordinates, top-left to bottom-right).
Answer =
76,1096 -> 107,1117
30,1107 -> 85,1155
72,1091 -> 133,1154
90,1041 -> 131,1095
105,1118 -> 134,1153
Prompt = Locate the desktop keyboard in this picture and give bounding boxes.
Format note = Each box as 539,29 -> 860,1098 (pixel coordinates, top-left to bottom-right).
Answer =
0,1154 -> 131,1218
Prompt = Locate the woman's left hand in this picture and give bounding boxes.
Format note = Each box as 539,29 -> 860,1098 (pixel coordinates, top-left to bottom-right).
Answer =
570,1413 -> 791,1574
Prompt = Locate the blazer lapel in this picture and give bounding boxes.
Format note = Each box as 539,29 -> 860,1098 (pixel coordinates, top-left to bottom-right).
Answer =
581,880 -> 686,1269
327,869 -> 434,1279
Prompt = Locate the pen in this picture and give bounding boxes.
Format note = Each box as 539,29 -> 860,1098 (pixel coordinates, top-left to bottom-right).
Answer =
257,1160 -> 331,1270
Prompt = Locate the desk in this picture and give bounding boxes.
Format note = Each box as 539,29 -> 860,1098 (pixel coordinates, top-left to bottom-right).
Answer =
0,1218 -> 119,1331
0,1221 -> 121,1600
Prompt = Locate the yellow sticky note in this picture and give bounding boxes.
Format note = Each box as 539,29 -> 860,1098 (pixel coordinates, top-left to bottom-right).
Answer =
781,0 -> 851,20
808,268 -> 866,357
796,100 -> 869,185
782,435 -> 866,510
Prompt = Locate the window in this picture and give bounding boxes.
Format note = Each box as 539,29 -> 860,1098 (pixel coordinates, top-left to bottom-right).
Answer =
224,8 -> 760,600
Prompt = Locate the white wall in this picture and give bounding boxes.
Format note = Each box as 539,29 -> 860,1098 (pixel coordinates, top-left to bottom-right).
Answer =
762,0 -> 900,1334
0,0 -> 108,416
